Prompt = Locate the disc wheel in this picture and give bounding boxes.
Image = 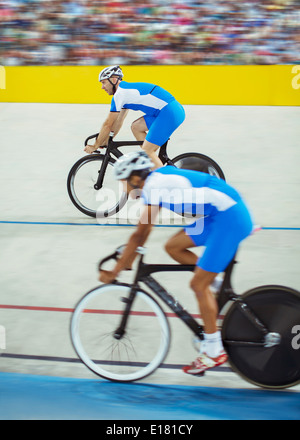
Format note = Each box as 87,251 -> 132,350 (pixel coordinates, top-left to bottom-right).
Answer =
222,285 -> 300,389
172,152 -> 226,180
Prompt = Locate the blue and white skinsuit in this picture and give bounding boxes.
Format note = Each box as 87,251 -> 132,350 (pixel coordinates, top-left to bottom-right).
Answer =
142,166 -> 254,273
110,81 -> 185,146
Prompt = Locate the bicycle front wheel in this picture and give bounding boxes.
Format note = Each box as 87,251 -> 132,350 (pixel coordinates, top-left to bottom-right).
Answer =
172,152 -> 226,180
222,285 -> 300,389
70,284 -> 171,382
67,154 -> 127,218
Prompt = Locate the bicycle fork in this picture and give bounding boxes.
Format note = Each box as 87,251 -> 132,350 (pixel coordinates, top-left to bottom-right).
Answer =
113,284 -> 139,340
94,152 -> 111,190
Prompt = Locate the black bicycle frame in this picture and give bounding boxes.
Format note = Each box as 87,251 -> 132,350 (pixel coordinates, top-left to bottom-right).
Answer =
139,263 -> 205,338
113,261 -> 205,341
84,133 -> 171,190
111,253 -> 270,344
85,133 -> 142,190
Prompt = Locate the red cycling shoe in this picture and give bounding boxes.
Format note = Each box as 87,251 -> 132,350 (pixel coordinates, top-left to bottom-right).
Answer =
183,351 -> 228,376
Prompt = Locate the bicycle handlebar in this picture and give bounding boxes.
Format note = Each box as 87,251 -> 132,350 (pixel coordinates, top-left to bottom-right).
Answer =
98,245 -> 197,281
84,132 -> 143,150
98,251 -> 118,271
98,245 -> 146,272
84,133 -> 99,146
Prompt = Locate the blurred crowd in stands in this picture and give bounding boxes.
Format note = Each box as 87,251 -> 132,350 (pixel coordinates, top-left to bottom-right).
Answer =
0,0 -> 299,66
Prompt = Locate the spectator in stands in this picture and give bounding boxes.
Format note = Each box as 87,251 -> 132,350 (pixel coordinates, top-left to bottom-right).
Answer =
0,0 -> 299,66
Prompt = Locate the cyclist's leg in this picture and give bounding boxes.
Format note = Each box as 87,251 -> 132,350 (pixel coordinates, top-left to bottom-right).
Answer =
186,259 -> 226,369
189,202 -> 253,332
165,229 -> 198,265
145,102 -> 185,147
186,206 -> 250,354
165,215 -> 214,265
190,267 -> 219,335
130,115 -> 163,168
166,218 -> 227,369
166,219 -> 221,334
197,202 -> 254,275
142,140 -> 163,169
182,205 -> 252,373
131,116 -> 150,141
165,212 -> 210,264
176,216 -> 219,334
143,101 -> 185,169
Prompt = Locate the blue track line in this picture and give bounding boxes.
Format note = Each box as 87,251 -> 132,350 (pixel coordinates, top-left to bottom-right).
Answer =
0,220 -> 300,230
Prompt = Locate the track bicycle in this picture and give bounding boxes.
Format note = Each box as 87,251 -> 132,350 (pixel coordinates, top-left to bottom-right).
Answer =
70,245 -> 300,389
67,133 -> 225,218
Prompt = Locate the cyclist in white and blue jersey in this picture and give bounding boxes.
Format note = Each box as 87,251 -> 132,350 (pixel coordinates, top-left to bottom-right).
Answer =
84,65 -> 185,169
99,151 -> 255,375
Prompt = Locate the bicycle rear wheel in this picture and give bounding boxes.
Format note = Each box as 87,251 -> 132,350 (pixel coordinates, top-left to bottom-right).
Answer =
70,284 -> 171,382
67,154 -> 127,218
222,285 -> 300,389
172,152 -> 226,180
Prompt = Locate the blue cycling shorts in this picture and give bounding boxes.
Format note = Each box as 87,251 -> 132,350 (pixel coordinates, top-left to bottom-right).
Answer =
144,100 -> 185,146
184,200 -> 254,273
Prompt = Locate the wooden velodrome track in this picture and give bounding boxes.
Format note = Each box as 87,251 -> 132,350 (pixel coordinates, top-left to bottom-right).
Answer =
0,103 -> 299,420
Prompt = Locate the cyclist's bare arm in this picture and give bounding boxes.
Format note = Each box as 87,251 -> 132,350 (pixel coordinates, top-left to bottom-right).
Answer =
110,109 -> 129,139
97,109 -> 129,146
84,111 -> 120,153
99,205 -> 161,283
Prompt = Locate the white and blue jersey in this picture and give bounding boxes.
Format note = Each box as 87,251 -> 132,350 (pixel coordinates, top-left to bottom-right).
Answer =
111,81 -> 175,115
142,166 -> 254,273
110,81 -> 185,146
142,166 -> 241,216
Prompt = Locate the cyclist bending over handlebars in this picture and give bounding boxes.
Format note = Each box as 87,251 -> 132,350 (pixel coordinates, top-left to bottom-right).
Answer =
84,65 -> 185,169
99,151 -> 255,375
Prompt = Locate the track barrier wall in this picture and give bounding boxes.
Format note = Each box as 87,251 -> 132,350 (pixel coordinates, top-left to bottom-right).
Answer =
0,65 -> 300,105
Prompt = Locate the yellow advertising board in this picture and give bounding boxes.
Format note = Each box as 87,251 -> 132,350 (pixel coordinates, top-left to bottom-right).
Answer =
0,65 -> 299,106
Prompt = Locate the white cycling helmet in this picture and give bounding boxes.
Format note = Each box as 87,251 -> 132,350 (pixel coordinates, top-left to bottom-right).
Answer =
114,151 -> 154,180
99,65 -> 123,82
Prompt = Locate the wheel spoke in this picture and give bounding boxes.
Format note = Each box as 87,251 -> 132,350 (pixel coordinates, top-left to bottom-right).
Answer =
67,156 -> 127,217
71,285 -> 170,382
